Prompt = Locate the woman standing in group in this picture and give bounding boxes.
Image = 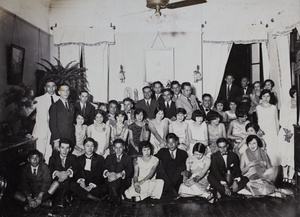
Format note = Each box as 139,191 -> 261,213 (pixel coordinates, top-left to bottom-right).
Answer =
249,81 -> 262,123
148,107 -> 169,154
207,111 -> 226,154
87,110 -> 110,158
256,89 -> 279,166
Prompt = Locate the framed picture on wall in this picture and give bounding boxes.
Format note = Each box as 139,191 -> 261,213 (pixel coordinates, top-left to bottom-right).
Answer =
144,48 -> 174,84
8,44 -> 25,85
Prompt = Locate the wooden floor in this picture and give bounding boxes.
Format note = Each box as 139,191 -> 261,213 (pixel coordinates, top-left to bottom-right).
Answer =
1,186 -> 300,217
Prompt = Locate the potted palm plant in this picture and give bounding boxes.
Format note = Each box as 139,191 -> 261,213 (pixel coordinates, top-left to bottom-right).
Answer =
36,58 -> 88,101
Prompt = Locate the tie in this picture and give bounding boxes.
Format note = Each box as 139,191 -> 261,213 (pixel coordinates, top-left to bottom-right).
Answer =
82,104 -> 86,116
117,155 -> 121,162
156,94 -> 159,100
65,101 -> 69,110
187,97 -> 193,107
51,96 -> 54,104
146,100 -> 150,108
33,169 -> 37,176
170,151 -> 175,159
61,158 -> 66,168
226,85 -> 230,100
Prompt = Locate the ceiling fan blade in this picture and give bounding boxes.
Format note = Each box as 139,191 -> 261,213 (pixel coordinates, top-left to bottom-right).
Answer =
166,0 -> 207,9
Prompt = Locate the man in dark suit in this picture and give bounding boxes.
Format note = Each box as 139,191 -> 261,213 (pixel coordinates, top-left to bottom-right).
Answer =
123,97 -> 135,126
14,150 -> 52,211
208,138 -> 249,199
160,88 -> 176,120
70,138 -> 106,201
217,74 -> 242,110
151,81 -> 165,105
239,77 -> 253,113
74,91 -> 95,126
156,133 -> 188,198
49,138 -> 78,208
103,139 -> 134,207
49,84 -> 75,151
135,86 -> 159,119
199,93 -> 213,119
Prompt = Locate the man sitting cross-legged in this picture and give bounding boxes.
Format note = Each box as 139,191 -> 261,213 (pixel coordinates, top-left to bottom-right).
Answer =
70,138 -> 107,201
49,138 -> 78,208
14,150 -> 59,211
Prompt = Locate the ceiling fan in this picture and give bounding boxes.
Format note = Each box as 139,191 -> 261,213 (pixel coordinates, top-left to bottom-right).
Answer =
147,0 -> 207,16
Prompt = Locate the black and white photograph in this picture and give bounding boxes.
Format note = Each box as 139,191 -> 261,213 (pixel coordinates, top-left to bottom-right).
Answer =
0,0 -> 299,216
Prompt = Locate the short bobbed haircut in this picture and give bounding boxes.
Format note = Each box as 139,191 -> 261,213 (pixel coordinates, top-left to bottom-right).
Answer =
154,106 -> 165,117
139,141 -> 154,155
191,109 -> 205,121
289,86 -> 297,98
235,108 -> 247,118
246,135 -> 263,148
206,110 -> 222,122
263,79 -> 275,88
134,108 -> 147,120
245,123 -> 260,133
192,143 -> 206,154
176,107 -> 187,115
94,109 -> 108,122
259,89 -> 272,99
114,110 -> 128,121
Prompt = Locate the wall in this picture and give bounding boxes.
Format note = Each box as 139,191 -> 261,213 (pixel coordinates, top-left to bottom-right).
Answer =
0,6 -> 51,125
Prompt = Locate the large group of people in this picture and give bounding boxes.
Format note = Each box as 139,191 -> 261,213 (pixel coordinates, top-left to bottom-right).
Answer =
15,74 -> 296,211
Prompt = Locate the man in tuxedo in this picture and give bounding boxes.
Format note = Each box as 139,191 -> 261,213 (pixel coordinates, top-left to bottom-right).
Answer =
103,139 -> 134,207
175,82 -> 199,120
239,77 -> 253,113
32,79 -> 60,163
14,150 -> 52,211
74,91 -> 95,126
49,84 -> 75,151
152,81 -> 164,105
160,88 -> 176,120
171,80 -> 181,102
123,97 -> 135,125
135,86 -> 159,119
208,138 -> 249,199
199,93 -> 213,119
48,139 -> 78,208
70,138 -> 106,201
156,133 -> 188,198
217,74 -> 242,110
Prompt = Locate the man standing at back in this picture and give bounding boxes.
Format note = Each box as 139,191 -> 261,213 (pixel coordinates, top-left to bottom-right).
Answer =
49,84 -> 75,152
32,79 -> 60,163
135,86 -> 158,119
74,91 -> 95,126
175,82 -> 199,120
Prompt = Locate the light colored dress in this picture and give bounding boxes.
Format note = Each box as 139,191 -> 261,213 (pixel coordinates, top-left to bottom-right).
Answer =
125,156 -> 164,201
178,155 -> 211,198
72,124 -> 87,156
149,119 -> 168,154
88,124 -> 110,158
208,123 -> 225,154
241,148 -> 277,196
256,104 -> 279,166
188,121 -> 208,156
278,104 -> 297,168
111,123 -> 129,142
170,121 -> 189,151
225,111 -> 237,122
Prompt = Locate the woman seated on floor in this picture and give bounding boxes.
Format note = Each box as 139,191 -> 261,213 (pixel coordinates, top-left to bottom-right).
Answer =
240,135 -> 280,196
125,141 -> 164,202
178,143 -> 213,202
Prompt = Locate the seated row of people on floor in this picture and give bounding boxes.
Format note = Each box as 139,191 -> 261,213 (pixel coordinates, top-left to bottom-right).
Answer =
15,131 -> 287,211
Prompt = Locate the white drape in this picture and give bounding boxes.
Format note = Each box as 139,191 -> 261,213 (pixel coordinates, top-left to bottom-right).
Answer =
84,44 -> 109,102
276,35 -> 292,115
59,45 -> 81,66
203,42 -> 233,102
261,42 -> 270,80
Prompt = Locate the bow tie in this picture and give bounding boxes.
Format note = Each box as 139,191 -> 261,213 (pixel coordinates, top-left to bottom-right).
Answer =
222,153 -> 228,156
86,155 -> 93,159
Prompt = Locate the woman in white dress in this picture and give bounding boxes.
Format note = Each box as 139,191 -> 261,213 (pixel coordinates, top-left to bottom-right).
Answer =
278,87 -> 297,184
256,89 -> 279,166
178,143 -> 212,201
148,107 -> 169,154
72,113 -> 87,156
125,141 -> 164,201
87,110 -> 110,158
188,110 -> 208,156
